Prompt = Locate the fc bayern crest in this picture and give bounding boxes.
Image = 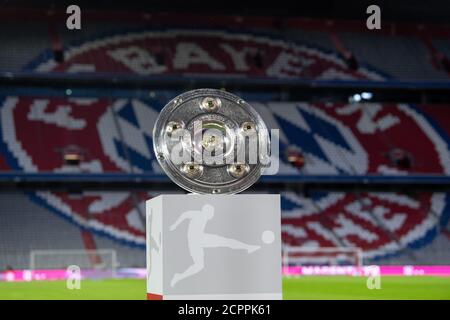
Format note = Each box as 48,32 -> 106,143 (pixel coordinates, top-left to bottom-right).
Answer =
0,29 -> 449,258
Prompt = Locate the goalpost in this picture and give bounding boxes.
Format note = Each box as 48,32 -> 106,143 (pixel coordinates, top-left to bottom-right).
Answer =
30,249 -> 118,278
283,246 -> 363,268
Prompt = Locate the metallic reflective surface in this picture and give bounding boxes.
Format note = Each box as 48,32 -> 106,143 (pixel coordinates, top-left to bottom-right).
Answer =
153,89 -> 270,194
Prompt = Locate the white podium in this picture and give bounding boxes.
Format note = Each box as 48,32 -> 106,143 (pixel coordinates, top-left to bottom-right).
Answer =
146,194 -> 282,300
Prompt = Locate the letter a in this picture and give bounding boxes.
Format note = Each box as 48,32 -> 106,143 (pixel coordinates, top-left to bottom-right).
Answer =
366,5 -> 381,30
66,5 -> 81,30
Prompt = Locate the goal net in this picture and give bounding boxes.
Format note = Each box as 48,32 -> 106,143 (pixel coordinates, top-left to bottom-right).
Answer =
283,246 -> 363,268
30,249 -> 118,278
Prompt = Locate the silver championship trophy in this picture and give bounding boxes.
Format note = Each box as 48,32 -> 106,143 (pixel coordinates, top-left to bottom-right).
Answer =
147,89 -> 282,300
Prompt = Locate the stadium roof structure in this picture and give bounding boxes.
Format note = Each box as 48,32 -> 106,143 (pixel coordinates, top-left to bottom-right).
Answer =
3,0 -> 450,24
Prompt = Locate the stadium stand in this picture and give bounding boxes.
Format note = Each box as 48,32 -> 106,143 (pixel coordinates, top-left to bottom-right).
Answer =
0,193 -> 85,269
0,19 -> 448,80
0,192 -> 146,269
1,13 -> 450,269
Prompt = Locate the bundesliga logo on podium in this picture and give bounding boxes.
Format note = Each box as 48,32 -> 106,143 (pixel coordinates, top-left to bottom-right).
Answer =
147,89 -> 282,300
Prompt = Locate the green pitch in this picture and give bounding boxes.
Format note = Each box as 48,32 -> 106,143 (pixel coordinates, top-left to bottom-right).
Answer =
0,276 -> 450,300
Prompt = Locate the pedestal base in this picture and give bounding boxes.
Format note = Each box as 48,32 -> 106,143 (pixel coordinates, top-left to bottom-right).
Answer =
146,194 -> 282,300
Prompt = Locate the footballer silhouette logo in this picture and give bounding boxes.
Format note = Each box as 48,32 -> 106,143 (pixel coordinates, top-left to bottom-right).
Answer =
168,204 -> 275,287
